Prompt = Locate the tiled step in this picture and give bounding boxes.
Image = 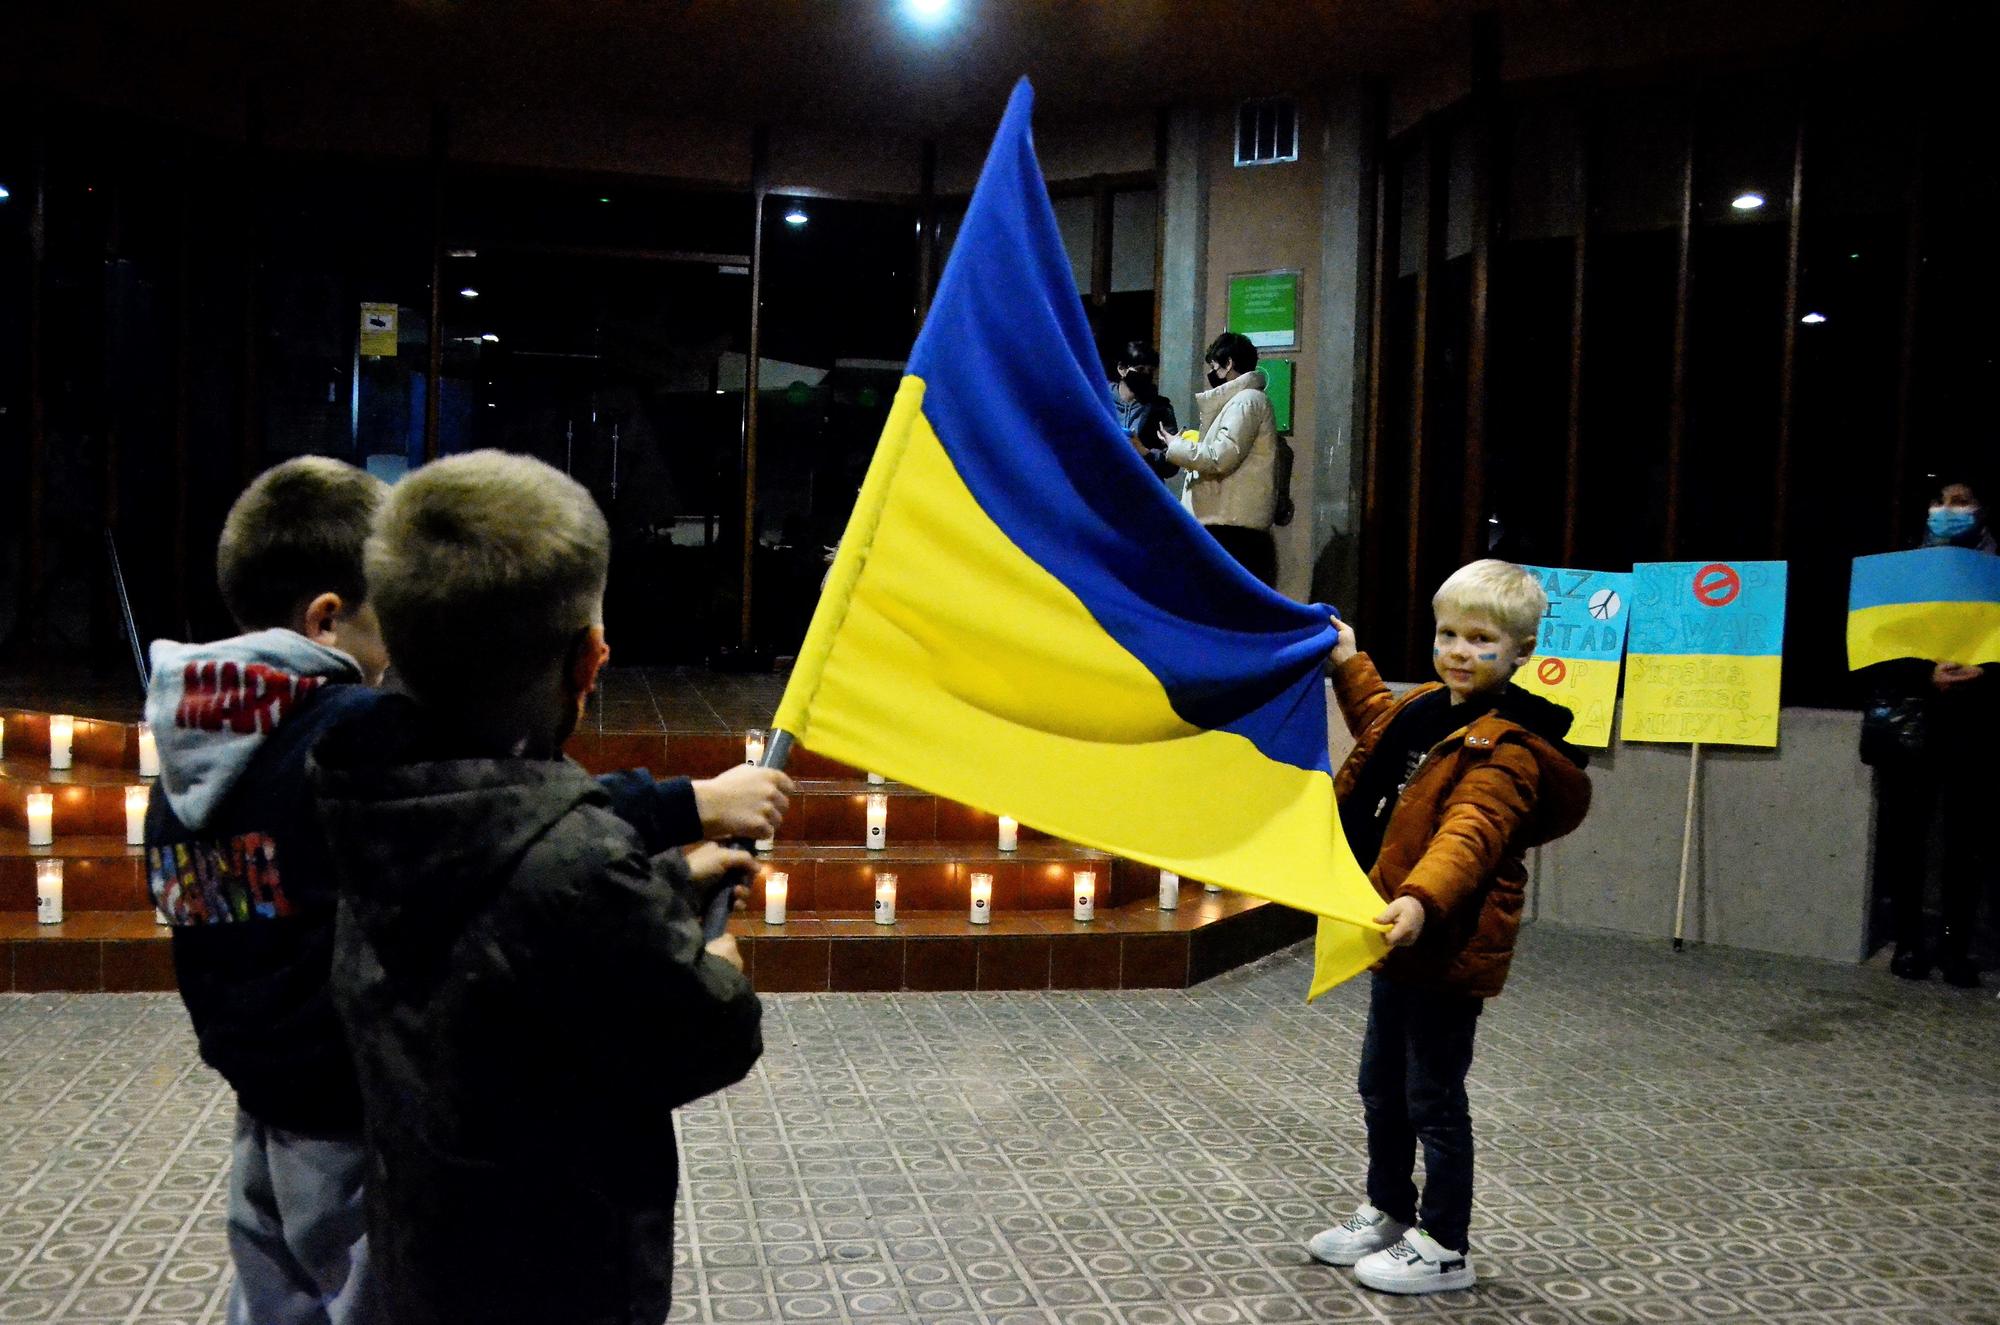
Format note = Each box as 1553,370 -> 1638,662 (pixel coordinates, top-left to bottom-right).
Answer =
0,711 -> 143,773
0,835 -> 149,911
0,892 -> 1311,994
564,729 -> 862,781
753,842 -> 1146,911
0,758 -> 156,834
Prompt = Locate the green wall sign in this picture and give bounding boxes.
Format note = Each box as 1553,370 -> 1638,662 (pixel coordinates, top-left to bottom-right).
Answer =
1260,357 -> 1294,435
1227,271 -> 1299,350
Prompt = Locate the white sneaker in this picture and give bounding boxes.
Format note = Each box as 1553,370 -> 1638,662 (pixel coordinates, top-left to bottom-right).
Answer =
1354,1228 -> 1476,1294
1306,1204 -> 1411,1267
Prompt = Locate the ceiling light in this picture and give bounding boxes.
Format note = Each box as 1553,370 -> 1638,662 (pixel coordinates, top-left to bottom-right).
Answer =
784,208 -> 809,226
1800,312 -> 1827,325
459,287 -> 480,298
0,184 -> 11,203
448,248 -> 477,258
904,0 -> 953,23
1731,192 -> 1766,211
481,333 -> 499,343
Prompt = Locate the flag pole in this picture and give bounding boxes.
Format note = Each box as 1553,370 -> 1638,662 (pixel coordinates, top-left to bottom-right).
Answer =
1671,741 -> 1700,952
702,728 -> 798,939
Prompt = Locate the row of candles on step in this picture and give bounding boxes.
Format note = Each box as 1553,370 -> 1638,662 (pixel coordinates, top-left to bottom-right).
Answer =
1,715 -> 161,777
15,717 -> 162,926
757,868 -> 1222,925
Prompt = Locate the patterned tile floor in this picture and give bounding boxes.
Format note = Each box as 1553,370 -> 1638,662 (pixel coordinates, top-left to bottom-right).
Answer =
2,924 -> 1997,1324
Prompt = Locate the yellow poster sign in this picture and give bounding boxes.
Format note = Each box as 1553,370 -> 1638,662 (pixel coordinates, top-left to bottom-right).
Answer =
1514,566 -> 1633,747
359,303 -> 398,357
1620,561 -> 1788,748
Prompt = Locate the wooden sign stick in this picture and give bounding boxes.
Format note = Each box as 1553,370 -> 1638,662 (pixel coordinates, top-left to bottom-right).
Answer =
1672,741 -> 1700,952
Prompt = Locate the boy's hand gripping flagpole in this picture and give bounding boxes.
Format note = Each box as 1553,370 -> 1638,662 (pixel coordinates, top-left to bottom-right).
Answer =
701,730 -> 797,941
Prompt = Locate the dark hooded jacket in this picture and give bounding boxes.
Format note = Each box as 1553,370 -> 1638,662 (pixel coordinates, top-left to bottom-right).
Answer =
1332,655 -> 1593,998
311,694 -> 762,1325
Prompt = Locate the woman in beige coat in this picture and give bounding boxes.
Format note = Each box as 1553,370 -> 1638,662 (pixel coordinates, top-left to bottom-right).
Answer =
1153,331 -> 1280,586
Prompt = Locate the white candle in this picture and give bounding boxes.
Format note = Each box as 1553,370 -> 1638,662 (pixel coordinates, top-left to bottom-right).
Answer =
1159,870 -> 1180,911
26,792 -> 53,846
866,771 -> 885,785
866,794 -> 888,850
126,785 -> 150,846
764,872 -> 788,925
0,714 -> 7,758
156,905 -> 170,926
874,873 -> 897,925
48,715 -> 74,770
1072,870 -> 1096,922
969,872 -> 994,924
755,832 -> 776,853
745,728 -> 765,765
137,722 -> 160,778
1205,882 -> 1223,894
997,815 -> 1018,852
36,860 -> 63,925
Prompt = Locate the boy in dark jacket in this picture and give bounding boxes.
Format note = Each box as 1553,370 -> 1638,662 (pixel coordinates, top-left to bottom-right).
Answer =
313,449 -> 764,1325
1306,560 -> 1592,1296
145,457 -> 392,1325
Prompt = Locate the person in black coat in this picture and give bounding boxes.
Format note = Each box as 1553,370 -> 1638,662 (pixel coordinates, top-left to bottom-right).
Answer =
1862,470 -> 1998,987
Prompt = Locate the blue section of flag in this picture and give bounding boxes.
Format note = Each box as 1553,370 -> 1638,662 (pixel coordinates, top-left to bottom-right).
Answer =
905,80 -> 1337,773
1627,561 -> 1788,657
1850,547 -> 2000,612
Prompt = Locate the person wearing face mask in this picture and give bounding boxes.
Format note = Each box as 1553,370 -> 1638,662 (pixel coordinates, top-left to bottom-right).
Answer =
1154,331 -> 1282,586
310,451 -> 768,1325
1860,471 -> 1998,988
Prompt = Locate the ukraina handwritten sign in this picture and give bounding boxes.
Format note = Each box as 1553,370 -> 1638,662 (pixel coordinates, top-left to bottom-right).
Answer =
1515,566 -> 1633,747
1620,560 -> 1787,748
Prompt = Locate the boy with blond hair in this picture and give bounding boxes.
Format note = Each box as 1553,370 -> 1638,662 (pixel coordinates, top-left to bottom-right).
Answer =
312,450 -> 765,1325
1308,560 -> 1592,1294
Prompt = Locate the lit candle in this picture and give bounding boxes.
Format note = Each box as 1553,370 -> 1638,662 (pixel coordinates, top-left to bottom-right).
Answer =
755,830 -> 776,853
745,728 -> 765,765
997,815 -> 1018,852
156,905 -> 170,926
764,872 -> 788,925
0,714 -> 7,758
137,722 -> 160,778
126,785 -> 150,846
26,792 -> 53,847
36,860 -> 63,925
48,715 -> 74,770
969,872 -> 994,924
1159,870 -> 1180,911
1072,869 -> 1096,922
866,771 -> 885,785
866,794 -> 888,850
874,873 -> 897,925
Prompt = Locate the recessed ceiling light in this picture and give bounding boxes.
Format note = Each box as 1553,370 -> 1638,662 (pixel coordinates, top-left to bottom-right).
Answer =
1800,312 -> 1827,325
784,208 -> 809,226
1731,192 -> 1766,211
904,0 -> 953,24
481,333 -> 499,343
459,288 -> 479,298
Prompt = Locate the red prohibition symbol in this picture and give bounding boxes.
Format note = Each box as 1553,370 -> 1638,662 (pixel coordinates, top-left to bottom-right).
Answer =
1692,562 -> 1741,608
1537,657 -> 1568,686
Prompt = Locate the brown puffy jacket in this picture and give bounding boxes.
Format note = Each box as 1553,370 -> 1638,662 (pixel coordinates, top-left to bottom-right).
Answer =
1332,655 -> 1593,998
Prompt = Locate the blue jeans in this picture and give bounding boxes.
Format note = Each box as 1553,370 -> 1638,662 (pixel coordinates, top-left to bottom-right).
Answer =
1357,973 -> 1482,1252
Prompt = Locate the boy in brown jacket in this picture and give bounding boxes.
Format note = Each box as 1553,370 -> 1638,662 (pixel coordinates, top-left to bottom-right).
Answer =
1308,560 -> 1592,1295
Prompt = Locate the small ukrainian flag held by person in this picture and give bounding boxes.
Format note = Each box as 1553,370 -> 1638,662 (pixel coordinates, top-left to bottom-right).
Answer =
1848,547 -> 2000,671
772,79 -> 1388,999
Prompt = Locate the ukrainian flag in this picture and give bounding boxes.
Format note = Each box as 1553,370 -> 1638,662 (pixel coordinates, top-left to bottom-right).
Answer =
772,81 -> 1387,998
1848,547 -> 2000,670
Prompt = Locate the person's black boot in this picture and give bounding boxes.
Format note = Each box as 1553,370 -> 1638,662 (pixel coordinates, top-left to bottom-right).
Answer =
1936,929 -> 1981,988
1890,943 -> 1932,981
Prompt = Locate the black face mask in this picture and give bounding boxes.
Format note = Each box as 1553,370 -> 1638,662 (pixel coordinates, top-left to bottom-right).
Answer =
1206,369 -> 1225,388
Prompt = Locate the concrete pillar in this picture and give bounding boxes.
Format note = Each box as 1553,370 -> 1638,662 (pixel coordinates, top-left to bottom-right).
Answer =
1308,83 -> 1375,615
1157,105 -> 1208,422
